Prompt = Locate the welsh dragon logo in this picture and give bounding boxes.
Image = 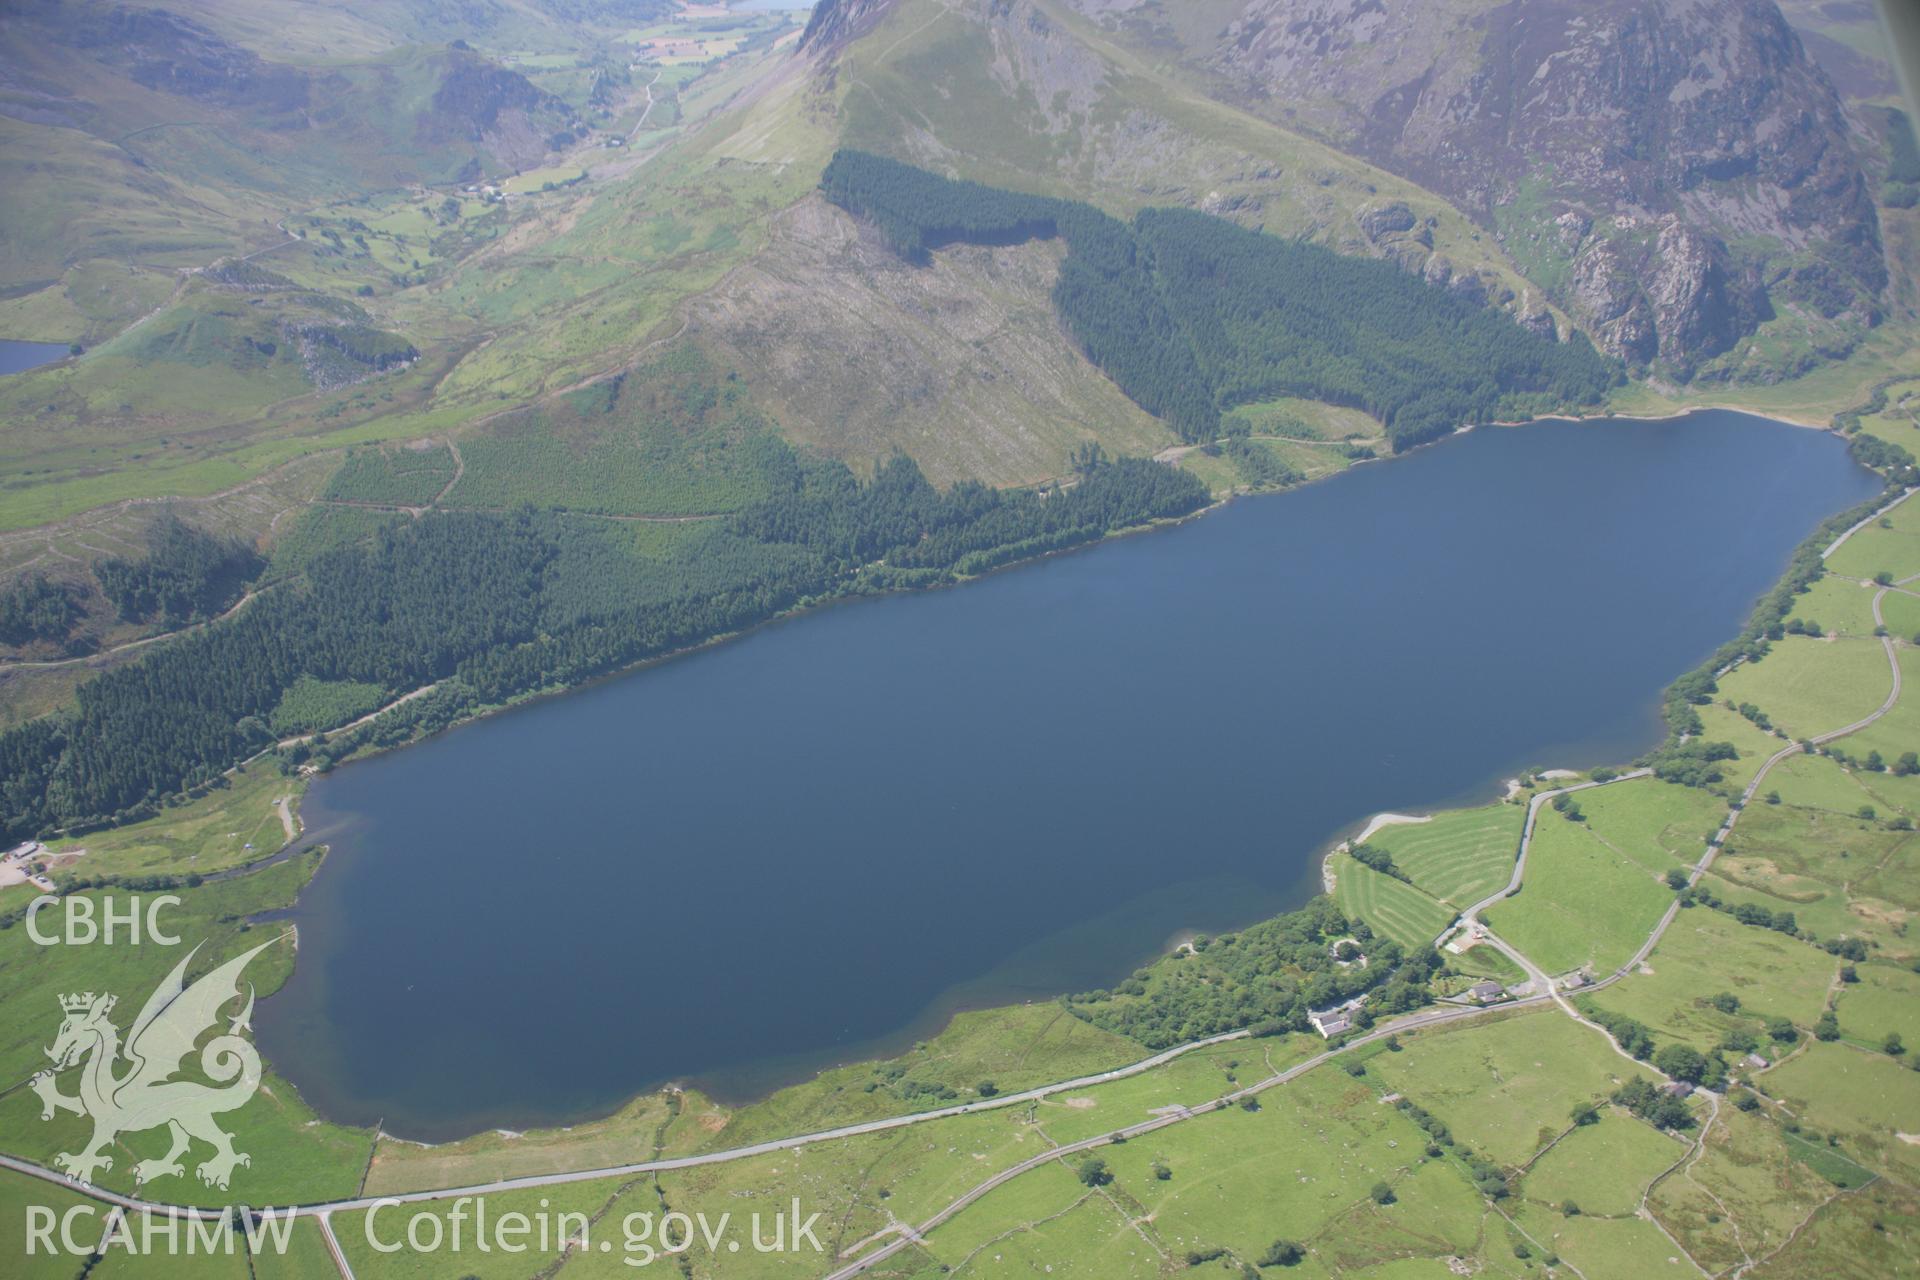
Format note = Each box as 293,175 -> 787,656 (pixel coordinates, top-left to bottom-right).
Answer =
32,938 -> 276,1190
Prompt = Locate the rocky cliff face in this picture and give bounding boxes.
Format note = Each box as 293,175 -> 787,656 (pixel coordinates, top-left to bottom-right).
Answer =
800,0 -> 898,54
51,5 -> 577,174
1089,0 -> 1882,374
71,5 -> 310,116
422,49 -> 579,169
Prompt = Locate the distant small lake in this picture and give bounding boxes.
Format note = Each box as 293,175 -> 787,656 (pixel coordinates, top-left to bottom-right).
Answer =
261,411 -> 1878,1140
0,340 -> 69,375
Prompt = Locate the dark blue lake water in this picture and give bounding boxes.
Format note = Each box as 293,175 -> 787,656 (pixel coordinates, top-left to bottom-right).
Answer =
0,340 -> 69,375
260,411 -> 1878,1139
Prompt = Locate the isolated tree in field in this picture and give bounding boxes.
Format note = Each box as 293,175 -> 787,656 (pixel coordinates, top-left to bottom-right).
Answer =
1896,752 -> 1920,776
1887,1033 -> 1907,1056
1768,1016 -> 1799,1044
1570,1102 -> 1599,1127
1077,1157 -> 1112,1187
1561,1200 -> 1581,1217
1258,1239 -> 1305,1267
1666,868 -> 1690,890
1815,1013 -> 1841,1041
1731,1089 -> 1760,1112
1369,1181 -> 1396,1205
976,1080 -> 998,1097
1710,992 -> 1741,1014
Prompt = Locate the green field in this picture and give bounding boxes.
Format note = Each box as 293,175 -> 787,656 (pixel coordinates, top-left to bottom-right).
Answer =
1764,1040 -> 1920,1182
1483,805 -> 1675,976
1695,701 -> 1791,791
1830,644 -> 1920,763
1583,907 -> 1837,1052
1836,963 -> 1920,1048
1827,490 -> 1920,580
1716,635 -> 1893,741
0,856 -> 375,1208
1710,797 -> 1918,961
1364,805 -> 1523,908
1575,779 -> 1721,878
1792,572 -> 1883,637
38,764 -> 300,881
1519,1107 -> 1686,1216
1332,853 -> 1456,949
1367,1011 -> 1648,1168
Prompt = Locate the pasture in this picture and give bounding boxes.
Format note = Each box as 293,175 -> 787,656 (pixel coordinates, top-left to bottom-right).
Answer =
1483,808 -> 1673,976
1333,853 -> 1456,949
1365,804 -> 1523,909
1366,1011 -> 1646,1168
1519,1106 -> 1683,1216
1765,1040 -> 1920,1182
1827,491 -> 1920,581
1716,636 -> 1892,742
1584,908 -> 1836,1051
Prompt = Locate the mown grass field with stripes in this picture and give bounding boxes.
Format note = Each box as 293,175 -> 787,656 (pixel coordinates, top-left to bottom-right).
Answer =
1366,804 -> 1523,908
1331,853 -> 1456,949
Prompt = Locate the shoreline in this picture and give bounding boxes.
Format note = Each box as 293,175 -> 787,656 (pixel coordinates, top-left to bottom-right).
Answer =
28,403 -> 1871,1155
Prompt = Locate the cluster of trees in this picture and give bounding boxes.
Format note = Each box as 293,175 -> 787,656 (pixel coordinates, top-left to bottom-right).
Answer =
1848,430 -> 1920,487
1221,435 -> 1299,488
95,514 -> 264,628
1648,738 -> 1738,788
820,150 -> 1619,451
0,445 -> 1206,840
1396,1096 -> 1508,1199
0,572 -> 80,647
1348,843 -> 1410,883
1611,1077 -> 1694,1131
1680,879 -> 1800,938
1065,901 -> 1441,1048
1586,1005 -> 1734,1091
1680,882 -> 1875,965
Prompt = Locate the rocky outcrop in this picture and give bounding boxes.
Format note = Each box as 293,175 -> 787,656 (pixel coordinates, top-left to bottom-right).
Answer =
71,5 -> 309,115
800,0 -> 898,55
422,50 -> 578,170
1068,0 -> 1885,375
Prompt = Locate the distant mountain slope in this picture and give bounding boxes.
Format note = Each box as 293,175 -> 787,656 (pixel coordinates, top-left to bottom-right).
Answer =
802,0 -> 1892,383
1077,0 -> 1890,378
0,2 -> 585,304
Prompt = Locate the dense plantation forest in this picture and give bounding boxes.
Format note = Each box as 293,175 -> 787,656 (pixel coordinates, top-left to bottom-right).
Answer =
0,572 -> 80,648
94,514 -> 266,627
0,444 -> 1205,839
1066,899 -> 1441,1047
820,151 -> 1619,450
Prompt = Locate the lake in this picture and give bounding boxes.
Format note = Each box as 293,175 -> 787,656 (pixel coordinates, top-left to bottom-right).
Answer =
260,411 -> 1879,1139
0,340 -> 69,375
